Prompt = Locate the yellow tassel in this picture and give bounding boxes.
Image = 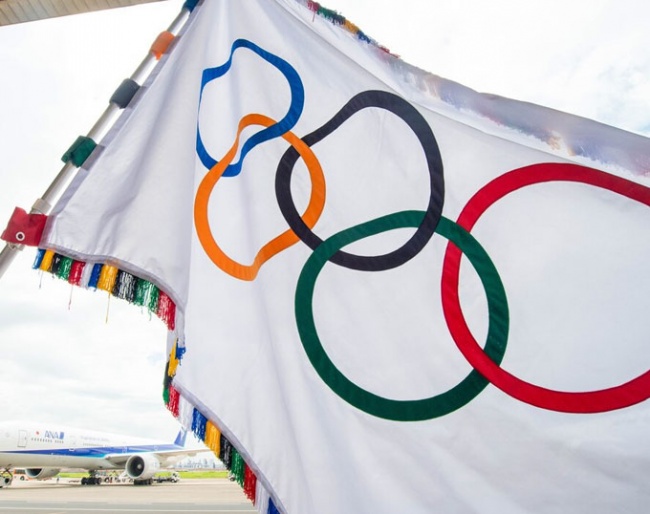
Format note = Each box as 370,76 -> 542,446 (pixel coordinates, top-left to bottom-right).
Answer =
39,250 -> 55,272
168,341 -> 180,378
97,264 -> 118,292
344,19 -> 360,34
205,421 -> 221,455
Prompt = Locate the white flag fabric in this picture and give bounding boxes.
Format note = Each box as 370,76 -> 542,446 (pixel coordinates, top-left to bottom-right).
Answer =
40,0 -> 650,512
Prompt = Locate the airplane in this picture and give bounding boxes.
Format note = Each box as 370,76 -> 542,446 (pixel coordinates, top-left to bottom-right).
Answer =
0,420 -> 208,487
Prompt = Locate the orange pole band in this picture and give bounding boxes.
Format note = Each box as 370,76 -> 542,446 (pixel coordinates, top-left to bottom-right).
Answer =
151,31 -> 175,60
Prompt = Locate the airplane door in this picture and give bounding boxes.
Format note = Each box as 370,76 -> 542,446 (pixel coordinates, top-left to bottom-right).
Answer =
18,430 -> 27,448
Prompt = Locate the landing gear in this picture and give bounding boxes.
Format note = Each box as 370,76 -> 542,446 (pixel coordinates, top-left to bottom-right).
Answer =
0,470 -> 13,488
81,471 -> 103,485
133,478 -> 153,486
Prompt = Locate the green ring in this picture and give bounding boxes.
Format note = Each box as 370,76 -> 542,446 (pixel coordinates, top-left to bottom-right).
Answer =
295,210 -> 509,421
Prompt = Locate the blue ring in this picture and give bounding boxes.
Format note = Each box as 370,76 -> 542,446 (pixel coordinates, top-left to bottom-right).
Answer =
196,39 -> 305,177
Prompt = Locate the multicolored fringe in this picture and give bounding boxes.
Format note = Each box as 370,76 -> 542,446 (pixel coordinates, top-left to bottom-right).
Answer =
33,248 -> 176,330
163,386 -> 272,509
162,340 -> 185,406
301,0 -> 394,55
163,342 -> 272,512
205,411 -> 261,504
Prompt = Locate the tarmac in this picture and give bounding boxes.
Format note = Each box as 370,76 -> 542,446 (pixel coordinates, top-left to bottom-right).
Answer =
0,477 -> 257,513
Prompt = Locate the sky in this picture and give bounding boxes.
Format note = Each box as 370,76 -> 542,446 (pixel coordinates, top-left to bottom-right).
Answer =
0,0 -> 648,447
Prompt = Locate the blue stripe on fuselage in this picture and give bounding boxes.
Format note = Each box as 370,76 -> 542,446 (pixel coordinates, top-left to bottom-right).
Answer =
2,443 -> 181,458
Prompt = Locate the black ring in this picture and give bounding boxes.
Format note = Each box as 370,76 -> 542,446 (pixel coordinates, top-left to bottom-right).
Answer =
275,90 -> 444,271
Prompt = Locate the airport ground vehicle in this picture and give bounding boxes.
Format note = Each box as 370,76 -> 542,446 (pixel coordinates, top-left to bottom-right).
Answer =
155,471 -> 180,483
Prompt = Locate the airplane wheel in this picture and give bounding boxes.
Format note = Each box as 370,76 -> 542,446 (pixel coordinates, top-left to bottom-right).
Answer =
81,477 -> 87,485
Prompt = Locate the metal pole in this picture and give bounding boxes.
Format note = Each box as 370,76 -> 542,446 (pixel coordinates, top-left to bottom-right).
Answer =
0,2 -> 195,281
0,244 -> 20,279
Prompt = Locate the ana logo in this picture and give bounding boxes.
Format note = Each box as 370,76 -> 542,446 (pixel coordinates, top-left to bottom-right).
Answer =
44,430 -> 64,440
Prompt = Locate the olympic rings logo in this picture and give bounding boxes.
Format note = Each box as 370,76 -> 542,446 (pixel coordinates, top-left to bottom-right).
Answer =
195,39 -> 650,421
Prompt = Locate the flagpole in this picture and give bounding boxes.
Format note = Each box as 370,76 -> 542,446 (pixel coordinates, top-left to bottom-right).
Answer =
0,0 -> 198,282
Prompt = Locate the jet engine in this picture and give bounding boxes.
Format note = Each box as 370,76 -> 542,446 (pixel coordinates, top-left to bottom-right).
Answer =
25,468 -> 61,480
125,454 -> 160,480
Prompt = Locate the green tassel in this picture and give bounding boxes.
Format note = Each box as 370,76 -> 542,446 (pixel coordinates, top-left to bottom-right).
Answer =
147,285 -> 160,314
231,449 -> 245,487
318,6 -> 344,25
55,256 -> 73,281
162,359 -> 172,405
134,279 -> 157,308
134,279 -> 146,306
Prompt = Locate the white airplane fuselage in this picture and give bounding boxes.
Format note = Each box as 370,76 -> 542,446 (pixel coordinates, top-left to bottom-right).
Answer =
0,421 -> 198,485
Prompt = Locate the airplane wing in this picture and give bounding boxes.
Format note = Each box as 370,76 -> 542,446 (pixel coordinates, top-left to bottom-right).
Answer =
103,447 -> 204,467
0,0 -> 166,26
103,428 -> 209,469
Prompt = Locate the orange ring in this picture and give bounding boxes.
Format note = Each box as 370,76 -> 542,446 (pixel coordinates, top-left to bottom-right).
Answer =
194,113 -> 326,281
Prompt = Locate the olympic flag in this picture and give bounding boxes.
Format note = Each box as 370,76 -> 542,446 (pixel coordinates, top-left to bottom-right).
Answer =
37,0 -> 650,512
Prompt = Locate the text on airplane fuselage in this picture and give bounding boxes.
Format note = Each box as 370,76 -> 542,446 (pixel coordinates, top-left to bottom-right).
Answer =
42,430 -> 64,440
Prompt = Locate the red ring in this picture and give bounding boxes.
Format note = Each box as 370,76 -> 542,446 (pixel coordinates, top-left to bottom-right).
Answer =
441,162 -> 650,413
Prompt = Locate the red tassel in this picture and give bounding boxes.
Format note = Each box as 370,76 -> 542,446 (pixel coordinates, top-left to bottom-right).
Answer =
157,290 -> 176,331
243,466 -> 257,503
68,260 -> 86,286
167,385 -> 180,417
1,207 -> 47,246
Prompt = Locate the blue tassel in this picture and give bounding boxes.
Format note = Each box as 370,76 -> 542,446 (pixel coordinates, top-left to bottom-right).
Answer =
32,249 -> 46,269
357,30 -> 371,43
191,409 -> 207,440
268,498 -> 280,514
88,263 -> 103,289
